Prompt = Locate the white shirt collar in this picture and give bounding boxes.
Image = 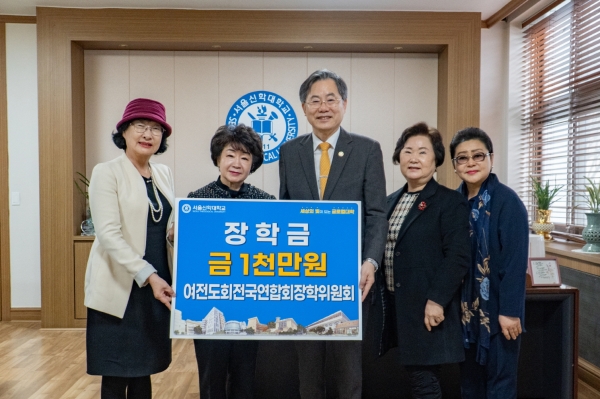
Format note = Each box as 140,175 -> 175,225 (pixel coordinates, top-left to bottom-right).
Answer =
312,128 -> 341,152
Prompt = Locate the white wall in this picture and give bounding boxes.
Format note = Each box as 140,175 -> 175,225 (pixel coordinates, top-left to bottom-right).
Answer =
84,51 -> 439,198
3,24 -> 509,311
480,22 -> 509,184
6,23 -> 41,308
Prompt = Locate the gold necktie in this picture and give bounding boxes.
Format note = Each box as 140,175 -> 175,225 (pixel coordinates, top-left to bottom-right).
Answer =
319,142 -> 331,199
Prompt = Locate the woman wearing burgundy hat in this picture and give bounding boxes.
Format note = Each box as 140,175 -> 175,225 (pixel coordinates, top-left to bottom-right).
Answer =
84,98 -> 175,398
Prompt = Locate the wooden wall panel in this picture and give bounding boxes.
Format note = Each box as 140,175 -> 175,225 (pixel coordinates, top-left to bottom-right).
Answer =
307,53 -> 353,131
262,52 -> 309,197
84,50 -> 129,176
86,51 -> 437,199
173,51 -> 220,197
10,308 -> 41,321
351,54 -> 395,193
72,43 -> 86,236
0,22 -> 10,321
0,16 -> 36,24
218,52 -> 265,189
129,51 -> 176,172
393,54 -> 439,192
37,8 -> 480,328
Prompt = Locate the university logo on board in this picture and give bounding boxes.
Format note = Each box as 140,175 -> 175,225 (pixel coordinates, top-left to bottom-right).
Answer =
226,91 -> 298,163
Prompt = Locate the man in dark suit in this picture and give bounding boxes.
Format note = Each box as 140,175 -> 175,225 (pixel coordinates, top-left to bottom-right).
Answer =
279,69 -> 388,399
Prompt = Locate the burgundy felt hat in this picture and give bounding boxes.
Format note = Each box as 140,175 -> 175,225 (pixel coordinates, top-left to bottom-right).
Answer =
116,98 -> 172,136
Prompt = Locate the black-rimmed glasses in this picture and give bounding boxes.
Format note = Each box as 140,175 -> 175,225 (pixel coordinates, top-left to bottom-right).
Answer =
452,152 -> 491,165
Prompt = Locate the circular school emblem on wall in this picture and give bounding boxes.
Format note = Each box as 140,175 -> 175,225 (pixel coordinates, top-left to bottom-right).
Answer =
226,91 -> 298,164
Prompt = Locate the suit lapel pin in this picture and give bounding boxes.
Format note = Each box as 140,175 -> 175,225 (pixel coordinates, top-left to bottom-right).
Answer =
338,151 -> 344,157
418,201 -> 427,211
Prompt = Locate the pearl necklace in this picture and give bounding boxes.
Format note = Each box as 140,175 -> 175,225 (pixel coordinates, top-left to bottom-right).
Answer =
147,165 -> 164,223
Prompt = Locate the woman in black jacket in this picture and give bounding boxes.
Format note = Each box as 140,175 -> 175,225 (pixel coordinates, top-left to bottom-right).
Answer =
377,122 -> 471,399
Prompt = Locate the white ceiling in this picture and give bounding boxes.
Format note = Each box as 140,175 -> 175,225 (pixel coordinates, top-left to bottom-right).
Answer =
1,0 -> 509,20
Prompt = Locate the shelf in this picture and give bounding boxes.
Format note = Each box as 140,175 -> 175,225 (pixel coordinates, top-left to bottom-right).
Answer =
545,241 -> 600,277
73,235 -> 95,242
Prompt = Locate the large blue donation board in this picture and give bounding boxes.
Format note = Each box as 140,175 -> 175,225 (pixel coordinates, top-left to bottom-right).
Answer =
170,199 -> 362,340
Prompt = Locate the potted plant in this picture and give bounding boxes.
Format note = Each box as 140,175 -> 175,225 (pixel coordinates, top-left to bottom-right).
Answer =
581,177 -> 600,253
531,177 -> 563,241
75,172 -> 95,236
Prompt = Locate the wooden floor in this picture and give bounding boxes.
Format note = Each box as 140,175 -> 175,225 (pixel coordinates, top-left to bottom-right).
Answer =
582,381 -> 600,399
0,321 -> 199,399
1,320 -> 599,399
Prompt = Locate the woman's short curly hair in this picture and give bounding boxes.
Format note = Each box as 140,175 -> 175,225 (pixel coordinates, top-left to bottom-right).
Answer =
392,122 -> 445,167
112,119 -> 169,154
210,124 -> 264,173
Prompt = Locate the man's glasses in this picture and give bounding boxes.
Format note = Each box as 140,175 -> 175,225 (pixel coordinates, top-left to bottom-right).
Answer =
305,97 -> 342,109
132,123 -> 164,136
452,152 -> 491,165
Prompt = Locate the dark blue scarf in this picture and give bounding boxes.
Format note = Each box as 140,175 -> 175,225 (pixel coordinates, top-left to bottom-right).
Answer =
458,173 -> 498,365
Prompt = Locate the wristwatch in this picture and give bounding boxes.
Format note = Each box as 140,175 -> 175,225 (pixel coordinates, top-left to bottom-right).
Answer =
364,258 -> 379,272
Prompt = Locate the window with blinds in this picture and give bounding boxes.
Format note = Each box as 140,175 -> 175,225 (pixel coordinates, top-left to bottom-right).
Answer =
521,0 -> 600,232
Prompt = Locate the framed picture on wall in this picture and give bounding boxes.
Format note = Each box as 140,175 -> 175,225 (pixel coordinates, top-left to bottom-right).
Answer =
528,257 -> 562,287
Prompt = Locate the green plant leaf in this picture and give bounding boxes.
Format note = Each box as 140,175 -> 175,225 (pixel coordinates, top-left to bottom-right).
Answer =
530,176 -> 563,210
582,177 -> 600,213
74,172 -> 89,201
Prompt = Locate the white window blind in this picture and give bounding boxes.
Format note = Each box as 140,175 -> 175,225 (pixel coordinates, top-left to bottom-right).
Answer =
521,0 -> 600,231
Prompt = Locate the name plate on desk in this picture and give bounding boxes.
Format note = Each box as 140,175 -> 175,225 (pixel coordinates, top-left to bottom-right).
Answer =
170,199 -> 362,340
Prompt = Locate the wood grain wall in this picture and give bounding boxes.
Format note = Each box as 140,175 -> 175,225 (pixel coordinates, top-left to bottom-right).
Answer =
36,7 -> 480,328
0,22 -> 9,321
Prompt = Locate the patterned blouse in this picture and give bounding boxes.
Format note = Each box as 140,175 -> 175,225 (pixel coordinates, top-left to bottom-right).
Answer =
384,192 -> 419,292
187,178 -> 276,200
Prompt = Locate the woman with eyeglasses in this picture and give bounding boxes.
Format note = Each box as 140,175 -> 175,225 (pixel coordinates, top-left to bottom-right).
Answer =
376,122 -> 470,398
85,98 -> 175,399
450,127 -> 528,399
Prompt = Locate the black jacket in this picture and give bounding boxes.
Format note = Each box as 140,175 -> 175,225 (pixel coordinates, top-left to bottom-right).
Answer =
376,178 -> 470,365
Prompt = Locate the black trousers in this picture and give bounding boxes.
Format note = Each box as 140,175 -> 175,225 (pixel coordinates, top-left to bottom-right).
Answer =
295,295 -> 370,399
194,339 -> 258,399
295,340 -> 362,399
101,376 -> 151,399
460,333 -> 521,399
405,365 -> 442,399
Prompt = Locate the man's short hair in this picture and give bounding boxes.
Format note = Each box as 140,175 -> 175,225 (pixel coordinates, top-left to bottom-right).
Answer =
299,69 -> 348,103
